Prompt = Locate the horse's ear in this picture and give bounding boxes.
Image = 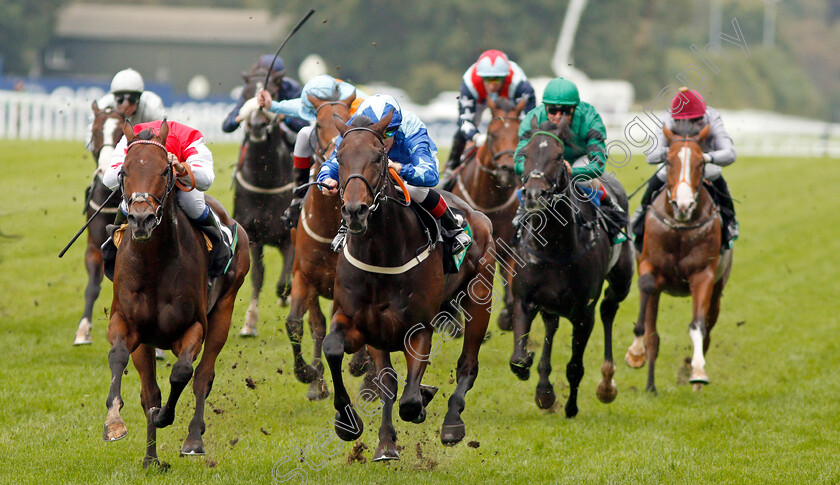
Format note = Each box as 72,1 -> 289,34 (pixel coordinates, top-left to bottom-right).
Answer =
241,71 -> 250,82
332,113 -> 349,137
158,120 -> 169,143
486,97 -> 498,110
530,115 -> 539,132
92,100 -> 100,114
697,123 -> 710,143
123,119 -> 135,142
514,97 -> 528,114
341,91 -> 356,108
372,111 -> 393,135
308,94 -> 323,110
663,125 -> 675,144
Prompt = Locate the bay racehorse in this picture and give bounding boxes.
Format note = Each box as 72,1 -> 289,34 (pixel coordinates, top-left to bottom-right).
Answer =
625,123 -> 733,392
510,119 -> 634,417
448,97 -> 526,332
233,78 -> 296,337
323,112 -> 496,460
73,102 -> 125,345
285,91 -> 373,401
102,121 -> 249,467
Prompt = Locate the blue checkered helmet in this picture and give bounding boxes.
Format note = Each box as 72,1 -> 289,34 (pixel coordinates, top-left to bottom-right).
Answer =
352,94 -> 402,132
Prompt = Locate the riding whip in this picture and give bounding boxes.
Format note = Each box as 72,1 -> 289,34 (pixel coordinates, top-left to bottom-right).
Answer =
58,188 -> 120,258
627,163 -> 665,200
263,9 -> 316,89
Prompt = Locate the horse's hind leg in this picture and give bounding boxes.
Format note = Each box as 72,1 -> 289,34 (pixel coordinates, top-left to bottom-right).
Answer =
535,313 -> 559,410
286,271 -> 318,385
509,300 -> 538,380
240,243 -> 264,337
704,280 -> 725,355
131,345 -> 162,468
103,314 -> 137,442
399,328 -> 432,424
306,297 -> 329,401
369,348 -> 399,461
323,314 -> 363,442
599,245 -> 633,403
75,238 -> 103,345
150,322 -> 204,429
276,238 -> 294,307
182,299 -> 233,456
564,313 -> 595,418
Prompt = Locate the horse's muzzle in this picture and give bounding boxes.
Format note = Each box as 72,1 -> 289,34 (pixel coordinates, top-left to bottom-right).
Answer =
127,211 -> 157,240
341,202 -> 370,234
523,188 -> 547,212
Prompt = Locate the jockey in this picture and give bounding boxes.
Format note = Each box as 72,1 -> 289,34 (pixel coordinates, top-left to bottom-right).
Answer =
512,77 -> 627,244
631,87 -> 738,252
84,68 -> 165,154
101,120 -> 235,279
316,94 -> 472,254
439,49 -> 536,190
243,74 -> 367,227
221,54 -> 308,143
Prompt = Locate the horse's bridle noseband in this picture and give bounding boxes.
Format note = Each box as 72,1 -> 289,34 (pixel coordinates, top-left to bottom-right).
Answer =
338,126 -> 406,214
120,139 -> 176,230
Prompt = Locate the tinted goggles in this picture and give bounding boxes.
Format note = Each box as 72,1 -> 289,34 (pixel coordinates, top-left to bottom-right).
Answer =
115,93 -> 140,104
545,104 -> 574,116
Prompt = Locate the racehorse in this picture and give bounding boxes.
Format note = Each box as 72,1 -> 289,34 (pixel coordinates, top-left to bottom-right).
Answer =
285,91 -> 373,401
510,119 -> 634,417
624,123 -> 733,392
447,97 -> 526,332
323,112 -> 497,460
234,69 -> 296,337
101,121 -> 249,467
73,102 -> 125,345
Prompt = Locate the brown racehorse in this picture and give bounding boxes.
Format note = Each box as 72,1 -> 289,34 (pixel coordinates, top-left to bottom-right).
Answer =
286,91 -> 371,401
448,97 -> 526,332
323,112 -> 496,461
511,119 -> 634,417
73,103 -> 125,345
101,121 -> 250,468
625,123 -> 733,392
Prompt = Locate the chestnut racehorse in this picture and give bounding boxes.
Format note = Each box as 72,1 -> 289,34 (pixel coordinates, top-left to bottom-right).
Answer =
323,112 -> 496,460
73,103 -> 125,345
625,123 -> 733,392
448,97 -> 526,332
102,121 -> 249,467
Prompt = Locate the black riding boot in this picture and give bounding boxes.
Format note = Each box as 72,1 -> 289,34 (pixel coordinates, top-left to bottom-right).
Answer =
439,206 -> 472,254
708,176 -> 738,250
195,209 -> 234,278
600,193 -> 629,244
101,209 -> 127,282
439,131 -> 468,191
282,166 -> 311,229
631,176 -> 665,253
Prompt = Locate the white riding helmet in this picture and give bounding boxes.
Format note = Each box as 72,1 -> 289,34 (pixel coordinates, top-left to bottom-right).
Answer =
110,68 -> 145,94
475,50 -> 510,78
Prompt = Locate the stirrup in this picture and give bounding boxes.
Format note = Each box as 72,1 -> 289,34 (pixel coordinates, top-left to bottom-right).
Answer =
451,229 -> 472,254
331,225 -> 347,253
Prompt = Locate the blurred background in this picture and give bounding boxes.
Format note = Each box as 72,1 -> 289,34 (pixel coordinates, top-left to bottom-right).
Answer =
1,0 -> 839,155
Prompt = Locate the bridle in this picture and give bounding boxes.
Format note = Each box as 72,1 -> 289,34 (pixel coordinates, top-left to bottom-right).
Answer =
476,115 -> 518,176
521,130 -> 571,203
92,108 -> 124,162
665,135 -> 705,206
338,127 -> 400,214
119,139 -> 177,230
312,101 -> 348,158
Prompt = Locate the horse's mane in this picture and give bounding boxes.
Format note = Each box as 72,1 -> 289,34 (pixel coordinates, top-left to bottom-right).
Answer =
493,97 -> 516,112
136,128 -> 156,141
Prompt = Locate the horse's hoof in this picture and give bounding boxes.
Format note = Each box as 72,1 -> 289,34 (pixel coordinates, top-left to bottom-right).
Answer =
277,296 -> 289,308
535,385 -> 556,410
420,385 -> 438,407
294,363 -> 318,384
239,323 -> 258,337
441,423 -> 466,446
307,379 -> 330,401
624,350 -> 646,368
564,400 -> 579,418
497,308 -> 513,331
73,324 -> 92,345
398,397 -> 423,423
180,438 -> 206,456
334,409 -> 363,442
373,442 -> 400,461
596,379 -> 618,403
103,421 -> 128,441
142,456 -> 160,469
411,407 -> 427,424
509,352 -> 534,381
154,348 -> 166,360
689,369 -> 709,385
148,407 -> 173,429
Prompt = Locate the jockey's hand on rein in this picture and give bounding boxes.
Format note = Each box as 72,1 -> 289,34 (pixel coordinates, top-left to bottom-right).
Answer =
322,178 -> 339,196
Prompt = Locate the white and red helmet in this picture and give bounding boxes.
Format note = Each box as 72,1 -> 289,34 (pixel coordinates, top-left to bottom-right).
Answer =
475,50 -> 510,78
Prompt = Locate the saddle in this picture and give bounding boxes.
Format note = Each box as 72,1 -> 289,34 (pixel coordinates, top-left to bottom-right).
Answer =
410,202 -> 471,274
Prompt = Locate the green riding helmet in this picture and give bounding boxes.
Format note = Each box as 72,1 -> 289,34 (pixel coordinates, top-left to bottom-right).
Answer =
542,77 -> 580,106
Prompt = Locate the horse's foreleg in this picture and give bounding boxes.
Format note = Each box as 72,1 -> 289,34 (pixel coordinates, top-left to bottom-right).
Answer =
600,248 -> 632,402
565,313 -> 595,418
368,348 -> 399,461
75,239 -> 104,345
688,269 -> 716,388
150,322 -> 204,429
131,344 -> 161,468
509,299 -> 537,380
535,313 -> 559,410
496,255 -> 516,332
306,296 -> 329,401
323,313 -> 363,442
399,328 -> 432,424
705,279 -> 725,354
276,238 -> 294,307
626,266 -> 653,369
640,273 -> 662,394
103,314 -> 136,442
240,243 -> 264,337
286,271 -> 318,384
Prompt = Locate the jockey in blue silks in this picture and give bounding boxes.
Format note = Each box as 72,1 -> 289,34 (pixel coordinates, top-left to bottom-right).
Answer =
316,94 -> 472,254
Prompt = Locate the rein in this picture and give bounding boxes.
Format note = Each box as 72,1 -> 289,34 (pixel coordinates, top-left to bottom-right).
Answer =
120,139 -> 177,230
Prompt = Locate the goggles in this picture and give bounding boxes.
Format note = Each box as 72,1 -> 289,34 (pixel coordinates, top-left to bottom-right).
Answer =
115,93 -> 140,105
546,104 -> 574,116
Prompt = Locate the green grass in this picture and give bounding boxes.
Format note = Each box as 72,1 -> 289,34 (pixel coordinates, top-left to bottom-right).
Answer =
1,140 -> 839,484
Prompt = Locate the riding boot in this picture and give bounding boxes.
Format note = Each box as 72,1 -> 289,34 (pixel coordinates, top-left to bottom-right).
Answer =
439,207 -> 472,254
709,176 -> 738,249
330,220 -> 348,253
195,209 -> 235,278
282,166 -> 311,229
631,176 -> 666,253
599,193 -> 629,245
438,132 -> 468,191
101,208 -> 127,282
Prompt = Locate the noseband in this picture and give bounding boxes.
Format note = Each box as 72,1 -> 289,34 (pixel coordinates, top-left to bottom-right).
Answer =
119,139 -> 176,229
